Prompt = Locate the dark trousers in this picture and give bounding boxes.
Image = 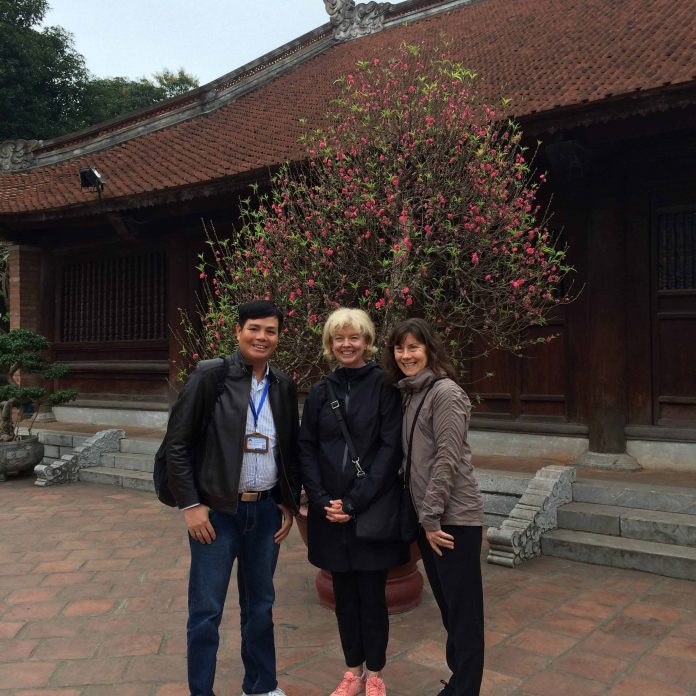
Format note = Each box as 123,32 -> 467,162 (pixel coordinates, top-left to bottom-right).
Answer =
331,569 -> 389,672
187,500 -> 281,696
418,525 -> 484,696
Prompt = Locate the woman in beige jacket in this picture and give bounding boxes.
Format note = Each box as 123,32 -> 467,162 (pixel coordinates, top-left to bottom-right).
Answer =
384,318 -> 484,696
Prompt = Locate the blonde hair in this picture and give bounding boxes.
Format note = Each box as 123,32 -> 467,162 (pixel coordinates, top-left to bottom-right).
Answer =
322,308 -> 377,361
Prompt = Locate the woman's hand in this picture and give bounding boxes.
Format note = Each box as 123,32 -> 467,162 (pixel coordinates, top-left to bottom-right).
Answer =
426,529 -> 454,556
325,498 -> 352,523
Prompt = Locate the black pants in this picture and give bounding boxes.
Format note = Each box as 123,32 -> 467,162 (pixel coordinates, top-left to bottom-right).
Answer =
331,569 -> 389,672
418,525 -> 484,696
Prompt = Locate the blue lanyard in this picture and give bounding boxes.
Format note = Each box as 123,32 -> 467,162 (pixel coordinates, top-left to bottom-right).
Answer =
248,379 -> 270,430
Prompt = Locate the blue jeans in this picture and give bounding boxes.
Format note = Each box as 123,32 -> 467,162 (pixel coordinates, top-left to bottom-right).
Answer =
187,498 -> 281,696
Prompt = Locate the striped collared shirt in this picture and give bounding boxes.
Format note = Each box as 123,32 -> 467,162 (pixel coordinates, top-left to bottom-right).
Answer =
239,367 -> 278,493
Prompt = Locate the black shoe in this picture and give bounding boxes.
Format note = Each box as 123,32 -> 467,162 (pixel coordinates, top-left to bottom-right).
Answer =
436,679 -> 452,696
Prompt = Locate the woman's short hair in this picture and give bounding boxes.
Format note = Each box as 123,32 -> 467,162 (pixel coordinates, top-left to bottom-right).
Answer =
322,308 -> 377,361
383,317 -> 458,384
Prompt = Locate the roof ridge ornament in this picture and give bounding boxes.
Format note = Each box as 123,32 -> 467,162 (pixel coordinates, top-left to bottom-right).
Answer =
0,139 -> 41,172
324,0 -> 392,41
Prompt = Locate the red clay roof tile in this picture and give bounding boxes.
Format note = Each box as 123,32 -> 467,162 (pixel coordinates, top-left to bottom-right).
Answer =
1,0 -> 695,216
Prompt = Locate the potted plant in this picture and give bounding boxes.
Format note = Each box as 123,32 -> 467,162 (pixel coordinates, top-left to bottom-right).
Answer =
0,328 -> 77,481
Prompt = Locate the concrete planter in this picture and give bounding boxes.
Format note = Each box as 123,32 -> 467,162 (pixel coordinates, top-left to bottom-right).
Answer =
0,436 -> 44,481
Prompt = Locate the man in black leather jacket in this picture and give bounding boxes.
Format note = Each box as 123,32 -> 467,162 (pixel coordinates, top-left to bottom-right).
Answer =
167,300 -> 300,696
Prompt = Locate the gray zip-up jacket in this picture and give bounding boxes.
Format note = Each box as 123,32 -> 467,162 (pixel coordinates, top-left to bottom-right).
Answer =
397,367 -> 484,531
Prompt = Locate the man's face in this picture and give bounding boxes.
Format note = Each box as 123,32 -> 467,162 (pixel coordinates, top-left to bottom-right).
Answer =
235,316 -> 280,366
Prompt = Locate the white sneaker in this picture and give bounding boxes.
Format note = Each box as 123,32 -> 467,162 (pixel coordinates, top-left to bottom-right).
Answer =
242,688 -> 287,696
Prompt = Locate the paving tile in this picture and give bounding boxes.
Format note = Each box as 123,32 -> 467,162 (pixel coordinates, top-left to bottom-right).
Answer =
631,653 -> 696,688
83,685 -> 154,696
577,629 -> 656,660
507,628 -> 578,657
608,675 -> 693,695
2,602 -> 65,622
6,588 -> 61,604
51,656 -> 129,687
0,621 -> 25,639
622,601 -> 684,626
520,670 -> 606,696
654,635 -> 696,662
530,611 -> 601,638
554,649 -> 629,683
480,670 -> 524,696
485,644 -> 552,679
0,661 -> 56,689
13,691 -> 80,696
62,599 -> 117,617
0,638 -> 38,662
98,632 -> 163,657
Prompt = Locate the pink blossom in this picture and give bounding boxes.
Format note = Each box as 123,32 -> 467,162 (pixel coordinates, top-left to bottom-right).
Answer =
471,252 -> 479,265
308,279 -> 315,287
402,287 -> 410,294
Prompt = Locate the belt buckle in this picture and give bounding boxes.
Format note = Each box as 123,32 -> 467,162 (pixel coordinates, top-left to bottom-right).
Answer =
240,491 -> 260,502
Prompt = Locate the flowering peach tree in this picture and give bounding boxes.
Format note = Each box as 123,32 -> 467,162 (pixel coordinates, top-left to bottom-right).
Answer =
179,42 -> 573,387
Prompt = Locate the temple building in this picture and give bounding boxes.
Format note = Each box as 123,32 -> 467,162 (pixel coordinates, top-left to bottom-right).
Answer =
1,0 -> 694,470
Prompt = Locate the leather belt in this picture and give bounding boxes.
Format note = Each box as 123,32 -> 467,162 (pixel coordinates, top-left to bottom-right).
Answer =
238,490 -> 272,502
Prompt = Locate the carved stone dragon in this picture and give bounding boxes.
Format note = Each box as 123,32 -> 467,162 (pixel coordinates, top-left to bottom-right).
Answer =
0,139 -> 41,172
324,0 -> 392,40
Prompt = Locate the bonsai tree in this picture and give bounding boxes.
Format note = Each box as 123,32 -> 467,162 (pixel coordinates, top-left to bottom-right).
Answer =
179,41 -> 574,387
0,329 -> 77,441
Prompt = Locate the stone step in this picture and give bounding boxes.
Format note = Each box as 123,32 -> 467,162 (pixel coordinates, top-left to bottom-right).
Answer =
573,478 -> 696,515
542,529 -> 696,581
100,452 -> 155,472
558,502 -> 696,547
476,469 -> 532,496
119,437 -> 162,455
79,466 -> 155,493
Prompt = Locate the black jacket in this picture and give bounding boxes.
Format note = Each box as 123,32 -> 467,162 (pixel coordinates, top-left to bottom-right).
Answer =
299,362 -> 408,571
167,350 -> 300,514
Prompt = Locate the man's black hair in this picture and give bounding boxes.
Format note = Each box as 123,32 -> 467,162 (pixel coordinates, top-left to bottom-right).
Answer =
237,300 -> 284,331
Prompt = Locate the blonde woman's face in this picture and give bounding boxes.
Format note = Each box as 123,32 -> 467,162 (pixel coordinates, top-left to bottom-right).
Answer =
332,324 -> 367,368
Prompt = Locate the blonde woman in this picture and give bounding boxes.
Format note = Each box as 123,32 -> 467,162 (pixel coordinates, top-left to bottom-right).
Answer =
299,308 -> 407,696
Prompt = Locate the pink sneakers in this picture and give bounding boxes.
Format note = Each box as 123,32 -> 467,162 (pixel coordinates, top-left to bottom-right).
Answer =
330,671 -> 366,696
365,675 -> 387,696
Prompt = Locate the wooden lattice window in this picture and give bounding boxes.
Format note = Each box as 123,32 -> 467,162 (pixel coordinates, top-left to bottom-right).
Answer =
657,210 -> 696,291
61,251 -> 166,342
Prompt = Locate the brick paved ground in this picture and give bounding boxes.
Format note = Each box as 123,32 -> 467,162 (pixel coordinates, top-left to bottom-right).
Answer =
1,476 -> 695,696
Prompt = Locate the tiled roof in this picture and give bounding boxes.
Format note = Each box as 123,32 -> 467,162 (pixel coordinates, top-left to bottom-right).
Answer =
1,0 -> 695,216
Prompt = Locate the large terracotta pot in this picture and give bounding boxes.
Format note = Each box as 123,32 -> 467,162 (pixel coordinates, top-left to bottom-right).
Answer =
296,505 -> 423,614
0,435 -> 44,482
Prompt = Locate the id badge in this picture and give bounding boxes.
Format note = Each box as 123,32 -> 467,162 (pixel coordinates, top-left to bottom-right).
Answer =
244,432 -> 269,453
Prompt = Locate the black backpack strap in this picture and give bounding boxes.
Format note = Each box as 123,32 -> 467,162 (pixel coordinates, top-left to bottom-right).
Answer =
325,379 -> 366,478
200,357 -> 229,429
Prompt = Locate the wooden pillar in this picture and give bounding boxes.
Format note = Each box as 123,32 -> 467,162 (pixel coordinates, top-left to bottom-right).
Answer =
577,189 -> 639,469
8,244 -> 44,332
166,233 -> 192,404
